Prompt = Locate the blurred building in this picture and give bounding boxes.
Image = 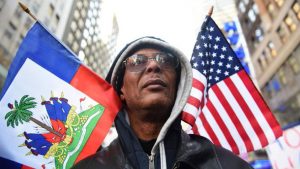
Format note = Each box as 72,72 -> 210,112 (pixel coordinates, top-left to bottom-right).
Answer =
211,0 -> 256,80
235,0 -> 300,127
62,0 -> 119,77
0,0 -> 74,90
235,0 -> 300,165
0,0 -> 119,91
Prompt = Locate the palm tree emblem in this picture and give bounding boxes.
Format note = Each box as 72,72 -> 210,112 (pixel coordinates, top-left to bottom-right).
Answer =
5,95 -> 37,127
5,95 -> 63,137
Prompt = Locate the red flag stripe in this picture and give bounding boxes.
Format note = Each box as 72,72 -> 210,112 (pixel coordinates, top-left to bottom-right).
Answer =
182,69 -> 206,125
224,72 -> 268,147
232,71 -> 276,144
192,69 -> 207,108
192,122 -> 200,135
216,80 -> 261,151
211,83 -> 252,152
182,101 -> 198,124
192,68 -> 207,84
182,111 -> 196,125
218,76 -> 262,149
200,106 -> 223,149
194,117 -> 210,139
192,78 -> 205,91
206,97 -> 240,153
187,95 -> 201,108
238,71 -> 283,138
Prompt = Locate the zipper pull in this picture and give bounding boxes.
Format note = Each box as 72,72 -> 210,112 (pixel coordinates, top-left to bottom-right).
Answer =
149,154 -> 155,169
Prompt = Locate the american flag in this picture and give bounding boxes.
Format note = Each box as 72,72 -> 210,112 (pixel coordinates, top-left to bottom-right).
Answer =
182,16 -> 283,154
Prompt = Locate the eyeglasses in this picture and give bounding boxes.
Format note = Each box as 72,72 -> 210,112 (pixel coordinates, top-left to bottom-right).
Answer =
123,53 -> 179,72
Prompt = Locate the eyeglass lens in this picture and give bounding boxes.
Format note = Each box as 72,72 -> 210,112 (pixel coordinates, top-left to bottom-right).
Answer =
124,53 -> 178,72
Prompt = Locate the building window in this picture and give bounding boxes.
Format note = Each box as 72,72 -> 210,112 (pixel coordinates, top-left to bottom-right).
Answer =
14,7 -> 22,18
242,0 -> 249,5
49,4 -> 55,16
268,42 -> 277,57
255,27 -> 264,42
277,23 -> 289,42
262,82 -> 272,98
80,39 -> 87,48
81,9 -> 87,18
67,33 -> 74,44
292,1 -> 300,20
78,50 -> 85,61
274,0 -> 285,7
4,29 -> 12,41
288,46 -> 300,74
77,1 -> 83,8
74,10 -> 80,19
75,29 -> 81,39
267,2 -> 277,18
77,19 -> 83,29
248,9 -> 257,22
72,41 -> 79,52
253,3 -> 260,14
84,47 -> 90,56
55,14 -> 60,25
89,56 -> 94,63
9,21 -> 17,30
284,13 -> 297,32
288,56 -> 300,74
278,67 -> 287,85
258,52 -> 269,70
71,21 -> 77,31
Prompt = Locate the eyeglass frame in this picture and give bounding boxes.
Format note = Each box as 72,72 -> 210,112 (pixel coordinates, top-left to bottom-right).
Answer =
122,52 -> 180,72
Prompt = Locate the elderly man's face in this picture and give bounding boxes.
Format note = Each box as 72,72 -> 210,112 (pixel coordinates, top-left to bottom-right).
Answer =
120,48 -> 178,114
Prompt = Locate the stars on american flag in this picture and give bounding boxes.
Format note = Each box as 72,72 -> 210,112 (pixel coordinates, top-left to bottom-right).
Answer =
191,22 -> 242,86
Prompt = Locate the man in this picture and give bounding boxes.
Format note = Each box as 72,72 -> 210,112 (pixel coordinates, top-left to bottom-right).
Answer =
72,37 -> 253,169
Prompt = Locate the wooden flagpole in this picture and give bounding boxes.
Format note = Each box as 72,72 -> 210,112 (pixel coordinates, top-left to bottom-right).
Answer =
18,2 -> 37,21
208,6 -> 214,16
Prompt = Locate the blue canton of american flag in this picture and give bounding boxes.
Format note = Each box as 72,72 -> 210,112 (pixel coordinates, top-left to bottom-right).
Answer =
190,18 -> 242,88
182,16 -> 282,154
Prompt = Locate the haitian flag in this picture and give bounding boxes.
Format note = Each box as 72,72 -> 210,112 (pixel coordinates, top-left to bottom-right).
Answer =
0,22 -> 121,168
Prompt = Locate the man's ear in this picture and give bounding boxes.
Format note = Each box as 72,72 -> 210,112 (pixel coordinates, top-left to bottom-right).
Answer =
120,87 -> 125,101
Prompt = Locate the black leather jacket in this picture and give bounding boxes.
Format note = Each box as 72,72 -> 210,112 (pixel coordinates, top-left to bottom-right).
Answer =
72,133 -> 253,169
72,111 -> 253,169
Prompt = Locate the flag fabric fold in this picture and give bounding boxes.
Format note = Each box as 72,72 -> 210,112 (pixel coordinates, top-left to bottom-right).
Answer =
0,22 -> 121,168
182,16 -> 283,154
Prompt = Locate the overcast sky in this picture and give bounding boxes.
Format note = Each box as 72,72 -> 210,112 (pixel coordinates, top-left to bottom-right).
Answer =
109,0 -> 216,58
105,0 -> 237,58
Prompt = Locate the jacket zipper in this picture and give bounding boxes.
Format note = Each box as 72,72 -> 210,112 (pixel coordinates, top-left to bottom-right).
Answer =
149,154 -> 155,169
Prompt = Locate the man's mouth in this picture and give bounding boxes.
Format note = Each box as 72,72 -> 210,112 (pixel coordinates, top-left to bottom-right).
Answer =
143,79 -> 167,88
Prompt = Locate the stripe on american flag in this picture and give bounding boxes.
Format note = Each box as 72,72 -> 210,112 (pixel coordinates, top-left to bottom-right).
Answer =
182,69 -> 206,125
190,69 -> 279,153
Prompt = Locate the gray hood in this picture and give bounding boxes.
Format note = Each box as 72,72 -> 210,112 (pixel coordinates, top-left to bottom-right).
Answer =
105,36 -> 193,156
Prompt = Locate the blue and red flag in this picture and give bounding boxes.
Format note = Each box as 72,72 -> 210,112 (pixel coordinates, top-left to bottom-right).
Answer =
0,22 -> 121,168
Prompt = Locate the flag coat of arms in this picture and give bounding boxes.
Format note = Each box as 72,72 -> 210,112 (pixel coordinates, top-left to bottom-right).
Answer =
182,16 -> 283,154
0,22 -> 121,168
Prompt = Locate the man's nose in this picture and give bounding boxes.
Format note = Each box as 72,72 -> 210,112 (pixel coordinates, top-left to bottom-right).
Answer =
145,59 -> 161,73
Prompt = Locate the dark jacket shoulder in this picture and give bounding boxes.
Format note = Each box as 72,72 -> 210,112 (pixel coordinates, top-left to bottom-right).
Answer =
71,139 -> 131,169
176,132 -> 253,169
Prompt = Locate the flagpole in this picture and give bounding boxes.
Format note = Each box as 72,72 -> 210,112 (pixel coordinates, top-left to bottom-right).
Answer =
18,2 -> 37,21
208,6 -> 214,16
